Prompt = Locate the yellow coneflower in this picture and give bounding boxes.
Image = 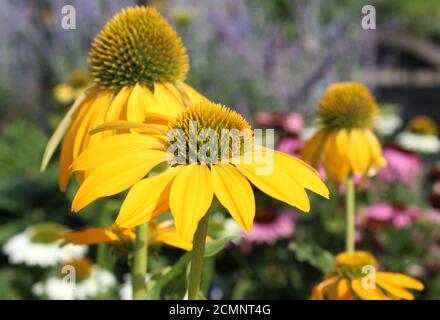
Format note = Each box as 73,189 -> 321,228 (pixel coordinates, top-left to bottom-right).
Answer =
41,6 -> 205,190
69,101 -> 329,241
301,82 -> 386,184
53,69 -> 90,104
301,82 -> 387,253
311,251 -> 424,300
59,220 -> 193,251
69,100 -> 329,299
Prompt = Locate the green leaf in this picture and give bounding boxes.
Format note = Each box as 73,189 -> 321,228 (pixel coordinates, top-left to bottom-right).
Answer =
289,242 -> 335,274
204,235 -> 240,258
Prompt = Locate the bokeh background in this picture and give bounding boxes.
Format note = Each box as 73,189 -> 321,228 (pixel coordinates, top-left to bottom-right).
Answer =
1,0 -> 440,299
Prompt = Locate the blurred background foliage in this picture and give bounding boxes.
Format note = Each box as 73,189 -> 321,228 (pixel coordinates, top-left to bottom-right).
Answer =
1,0 -> 440,299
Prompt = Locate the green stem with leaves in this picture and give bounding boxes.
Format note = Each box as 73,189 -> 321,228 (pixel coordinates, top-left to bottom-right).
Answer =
345,177 -> 355,252
132,223 -> 148,300
188,214 -> 210,300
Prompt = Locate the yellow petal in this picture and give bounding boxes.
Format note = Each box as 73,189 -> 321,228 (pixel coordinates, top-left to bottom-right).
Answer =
154,224 -> 193,251
376,278 -> 414,300
72,150 -> 168,212
351,279 -> 386,300
348,129 -> 371,174
90,121 -> 167,136
116,167 -> 181,228
274,151 -> 329,199
154,82 -> 185,116
58,96 -> 95,191
237,153 -> 311,212
310,276 -> 338,300
60,228 -> 119,244
300,129 -> 328,167
211,164 -> 255,232
104,86 -> 131,136
70,134 -> 166,172
127,83 -> 163,122
323,131 -> 350,183
177,82 -> 207,104
337,278 -> 352,300
40,86 -> 97,172
169,164 -> 214,242
365,129 -> 387,168
376,272 -> 424,291
87,92 -> 114,147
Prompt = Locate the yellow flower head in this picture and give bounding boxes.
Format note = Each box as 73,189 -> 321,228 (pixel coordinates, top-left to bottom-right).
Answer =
59,220 -> 195,251
41,6 -> 205,192
318,82 -> 377,130
311,251 -> 424,300
407,115 -> 438,136
301,82 -> 386,184
89,6 -> 189,91
53,69 -> 91,104
69,100 -> 329,242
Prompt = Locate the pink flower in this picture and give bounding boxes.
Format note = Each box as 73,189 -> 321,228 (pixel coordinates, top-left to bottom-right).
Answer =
276,136 -> 303,155
428,209 -> 440,225
243,210 -> 295,246
255,112 -> 304,134
378,147 -> 421,185
282,113 -> 304,134
357,204 -> 421,230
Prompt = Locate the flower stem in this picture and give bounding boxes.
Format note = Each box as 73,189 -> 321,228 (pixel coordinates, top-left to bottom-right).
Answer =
132,223 -> 148,300
188,214 -> 210,300
345,177 -> 355,252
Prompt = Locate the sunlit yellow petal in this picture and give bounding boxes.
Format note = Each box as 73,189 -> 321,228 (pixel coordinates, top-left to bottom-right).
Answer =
70,134 -> 166,172
310,276 -> 338,300
104,86 -> 131,136
237,154 -> 311,212
211,164 -> 255,232
274,151 -> 329,199
127,83 -> 163,122
116,167 -> 181,228
154,226 -> 193,251
177,82 -> 207,104
376,278 -> 414,300
154,82 -> 184,116
72,150 -> 168,212
41,86 -> 97,172
169,164 -> 213,242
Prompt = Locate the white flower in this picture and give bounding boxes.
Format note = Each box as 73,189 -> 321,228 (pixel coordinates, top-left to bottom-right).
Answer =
396,131 -> 440,154
3,228 -> 87,267
375,113 -> 402,136
32,266 -> 116,300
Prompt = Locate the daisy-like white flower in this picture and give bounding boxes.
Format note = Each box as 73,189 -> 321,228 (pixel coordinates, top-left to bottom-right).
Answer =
41,6 -> 205,190
32,258 -> 116,300
374,105 -> 402,136
311,251 -> 424,300
69,101 -> 329,242
2,223 -> 87,267
396,115 -> 440,154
